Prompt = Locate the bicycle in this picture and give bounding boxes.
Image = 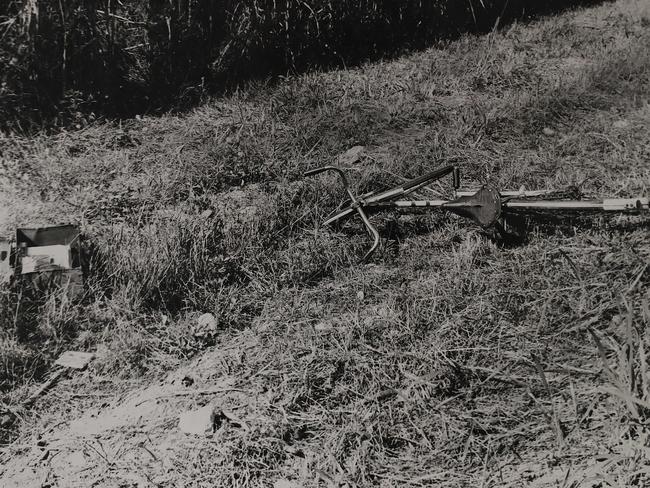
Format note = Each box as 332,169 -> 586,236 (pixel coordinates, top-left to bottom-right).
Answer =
305,165 -> 649,261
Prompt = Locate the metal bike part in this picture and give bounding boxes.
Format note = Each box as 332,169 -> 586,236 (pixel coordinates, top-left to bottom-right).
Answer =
453,167 -> 460,191
319,165 -> 458,226
503,197 -> 649,212
398,165 -> 457,199
304,166 -> 380,261
456,189 -> 560,198
306,163 -> 649,262
364,188 -> 502,226
442,186 -> 502,227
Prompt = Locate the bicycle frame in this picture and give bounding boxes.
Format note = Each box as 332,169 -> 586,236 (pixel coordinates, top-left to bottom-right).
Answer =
305,165 -> 649,261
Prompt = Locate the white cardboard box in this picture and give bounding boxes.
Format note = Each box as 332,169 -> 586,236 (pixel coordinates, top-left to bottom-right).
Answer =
21,245 -> 72,274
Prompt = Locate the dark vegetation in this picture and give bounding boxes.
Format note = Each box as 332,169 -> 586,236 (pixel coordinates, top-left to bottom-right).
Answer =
0,0 -> 605,131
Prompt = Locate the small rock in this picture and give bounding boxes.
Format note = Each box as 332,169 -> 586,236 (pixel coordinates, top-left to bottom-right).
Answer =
274,480 -> 300,488
54,351 -> 95,370
542,127 -> 556,136
613,119 -> 630,129
200,209 -> 213,219
194,313 -> 218,338
179,403 -> 217,436
337,145 -> 366,165
357,290 -> 365,300
314,322 -> 333,332
0,413 -> 14,427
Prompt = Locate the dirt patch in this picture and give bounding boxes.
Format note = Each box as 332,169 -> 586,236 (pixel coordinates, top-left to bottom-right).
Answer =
0,332 -> 263,487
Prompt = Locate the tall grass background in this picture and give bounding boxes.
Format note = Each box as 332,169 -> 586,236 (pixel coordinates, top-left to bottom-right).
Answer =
0,0 -> 604,130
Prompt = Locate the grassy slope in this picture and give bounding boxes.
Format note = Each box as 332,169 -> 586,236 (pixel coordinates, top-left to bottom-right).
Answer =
1,0 -> 650,486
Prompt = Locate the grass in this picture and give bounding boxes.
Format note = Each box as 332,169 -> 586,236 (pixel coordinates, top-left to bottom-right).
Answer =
1,0 -> 650,485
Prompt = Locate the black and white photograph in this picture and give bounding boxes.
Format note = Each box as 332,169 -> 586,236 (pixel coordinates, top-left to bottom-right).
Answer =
1,0 -> 649,486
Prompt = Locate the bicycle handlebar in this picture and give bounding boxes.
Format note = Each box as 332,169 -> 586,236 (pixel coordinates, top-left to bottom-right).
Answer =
304,166 -> 379,261
303,166 -> 351,186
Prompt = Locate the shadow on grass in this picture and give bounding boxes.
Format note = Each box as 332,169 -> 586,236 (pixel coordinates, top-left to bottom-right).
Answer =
165,0 -> 612,116
2,0 -> 613,133
502,209 -> 650,239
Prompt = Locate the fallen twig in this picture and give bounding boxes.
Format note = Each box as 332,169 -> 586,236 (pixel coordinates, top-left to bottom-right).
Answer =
23,369 -> 67,408
134,387 -> 249,407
